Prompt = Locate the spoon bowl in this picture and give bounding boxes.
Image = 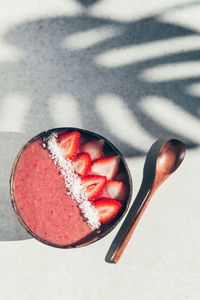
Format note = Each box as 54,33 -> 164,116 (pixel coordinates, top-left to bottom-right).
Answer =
156,139 -> 186,176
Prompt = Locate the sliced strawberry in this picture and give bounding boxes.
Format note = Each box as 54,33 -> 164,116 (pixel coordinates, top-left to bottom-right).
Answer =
90,156 -> 119,180
72,153 -> 91,176
57,131 -> 80,159
93,198 -> 122,224
101,181 -> 129,201
82,175 -> 107,201
80,139 -> 104,161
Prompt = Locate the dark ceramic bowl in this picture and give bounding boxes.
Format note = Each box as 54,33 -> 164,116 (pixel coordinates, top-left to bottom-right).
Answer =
10,127 -> 132,248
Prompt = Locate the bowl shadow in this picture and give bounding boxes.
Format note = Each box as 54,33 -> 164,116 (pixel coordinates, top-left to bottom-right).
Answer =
0,132 -> 31,241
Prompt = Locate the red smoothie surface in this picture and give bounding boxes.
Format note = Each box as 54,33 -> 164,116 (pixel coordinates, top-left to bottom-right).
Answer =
13,138 -> 93,246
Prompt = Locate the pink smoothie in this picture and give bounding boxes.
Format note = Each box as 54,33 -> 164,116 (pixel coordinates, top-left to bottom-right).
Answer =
13,138 -> 93,246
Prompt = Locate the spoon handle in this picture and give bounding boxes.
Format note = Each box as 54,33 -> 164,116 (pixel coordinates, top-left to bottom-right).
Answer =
110,186 -> 156,264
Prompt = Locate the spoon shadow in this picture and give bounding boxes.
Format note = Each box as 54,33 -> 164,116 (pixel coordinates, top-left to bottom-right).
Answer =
105,139 -> 166,263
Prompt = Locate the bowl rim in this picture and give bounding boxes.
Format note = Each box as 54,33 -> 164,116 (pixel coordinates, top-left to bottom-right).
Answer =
10,127 -> 133,248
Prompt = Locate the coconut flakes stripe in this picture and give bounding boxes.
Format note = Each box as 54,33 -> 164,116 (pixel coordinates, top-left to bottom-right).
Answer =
43,133 -> 100,230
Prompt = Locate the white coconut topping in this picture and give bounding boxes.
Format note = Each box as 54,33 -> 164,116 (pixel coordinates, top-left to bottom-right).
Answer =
43,133 -> 100,230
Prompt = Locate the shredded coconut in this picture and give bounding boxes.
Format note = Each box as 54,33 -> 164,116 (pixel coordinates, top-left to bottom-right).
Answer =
43,133 -> 100,230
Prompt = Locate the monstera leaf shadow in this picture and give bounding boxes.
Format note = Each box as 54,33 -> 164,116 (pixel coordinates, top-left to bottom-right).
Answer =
0,5 -> 200,241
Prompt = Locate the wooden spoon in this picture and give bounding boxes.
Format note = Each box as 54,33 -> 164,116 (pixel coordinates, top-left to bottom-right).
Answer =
108,139 -> 186,264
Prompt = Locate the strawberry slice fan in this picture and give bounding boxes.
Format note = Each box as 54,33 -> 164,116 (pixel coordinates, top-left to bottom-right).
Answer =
56,131 -> 129,225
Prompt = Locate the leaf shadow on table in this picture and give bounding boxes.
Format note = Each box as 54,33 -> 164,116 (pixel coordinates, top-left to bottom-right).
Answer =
0,1 -> 199,241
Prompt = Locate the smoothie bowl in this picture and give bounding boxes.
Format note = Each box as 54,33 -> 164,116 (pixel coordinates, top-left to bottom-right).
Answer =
10,128 -> 132,248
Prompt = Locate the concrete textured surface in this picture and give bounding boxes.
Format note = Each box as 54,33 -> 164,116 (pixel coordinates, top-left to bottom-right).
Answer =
0,0 -> 200,299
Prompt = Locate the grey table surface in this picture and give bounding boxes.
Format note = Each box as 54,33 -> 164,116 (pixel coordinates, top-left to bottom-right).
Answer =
0,0 -> 200,299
